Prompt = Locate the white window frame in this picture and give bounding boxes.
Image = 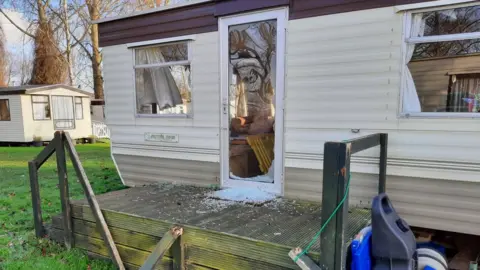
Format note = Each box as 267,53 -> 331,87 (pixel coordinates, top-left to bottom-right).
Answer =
75,97 -> 84,120
130,36 -> 194,118
31,95 -> 51,121
400,2 -> 480,118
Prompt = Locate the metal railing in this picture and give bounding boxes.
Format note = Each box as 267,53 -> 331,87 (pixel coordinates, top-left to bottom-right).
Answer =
28,131 -> 124,269
319,133 -> 388,270
92,121 -> 110,139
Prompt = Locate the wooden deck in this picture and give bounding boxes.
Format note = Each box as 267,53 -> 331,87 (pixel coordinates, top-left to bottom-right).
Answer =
48,185 -> 370,269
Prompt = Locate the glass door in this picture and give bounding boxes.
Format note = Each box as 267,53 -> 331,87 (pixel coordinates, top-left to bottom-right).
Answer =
219,9 -> 287,195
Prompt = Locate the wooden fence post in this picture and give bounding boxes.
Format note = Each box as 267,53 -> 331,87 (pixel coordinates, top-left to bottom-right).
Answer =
319,142 -> 350,270
172,234 -> 185,270
28,161 -> 44,238
64,132 -> 125,270
55,131 -> 74,249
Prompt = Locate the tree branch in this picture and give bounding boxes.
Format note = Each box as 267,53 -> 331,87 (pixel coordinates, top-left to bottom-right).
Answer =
0,8 -> 35,38
47,4 -> 92,58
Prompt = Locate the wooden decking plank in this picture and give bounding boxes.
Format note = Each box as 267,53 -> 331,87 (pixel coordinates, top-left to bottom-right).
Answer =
71,204 -> 318,269
185,205 -> 246,228
186,245 -> 291,270
88,252 -> 152,270
140,227 -> 182,270
186,264 -> 217,270
49,227 -> 173,268
51,216 -> 170,255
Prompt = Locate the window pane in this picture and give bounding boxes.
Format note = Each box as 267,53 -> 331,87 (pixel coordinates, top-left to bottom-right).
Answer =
75,104 -> 83,119
412,38 -> 480,60
52,96 -> 74,120
0,100 -> 10,121
415,5 -> 480,37
408,57 -> 480,113
135,43 -> 188,65
135,65 -> 191,115
33,103 -> 51,120
32,95 -> 49,102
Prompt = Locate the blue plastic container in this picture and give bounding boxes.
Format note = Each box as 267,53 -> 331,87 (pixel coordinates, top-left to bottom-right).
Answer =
351,226 -> 372,270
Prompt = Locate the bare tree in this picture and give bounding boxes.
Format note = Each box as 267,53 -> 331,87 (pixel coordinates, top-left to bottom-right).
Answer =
0,25 -> 7,86
70,0 -> 130,99
30,0 -> 68,84
0,1 -> 68,84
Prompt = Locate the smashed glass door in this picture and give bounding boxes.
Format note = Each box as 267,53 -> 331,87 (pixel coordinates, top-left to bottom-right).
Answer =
227,20 -> 277,183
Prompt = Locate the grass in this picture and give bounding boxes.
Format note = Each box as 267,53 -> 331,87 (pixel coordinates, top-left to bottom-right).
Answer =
0,141 -> 126,270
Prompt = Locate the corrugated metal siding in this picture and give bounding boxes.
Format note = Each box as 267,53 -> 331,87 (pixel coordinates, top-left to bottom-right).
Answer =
285,167 -> 480,235
103,32 -> 220,183
98,2 -> 217,47
285,167 -> 377,207
289,0 -> 432,19
284,7 -> 480,235
114,154 -> 219,187
0,95 -> 25,142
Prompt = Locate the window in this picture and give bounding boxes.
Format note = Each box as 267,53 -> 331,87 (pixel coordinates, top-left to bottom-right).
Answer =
134,42 -> 192,116
75,97 -> 83,119
403,4 -> 480,115
0,99 -> 10,121
32,95 -> 51,120
52,96 -> 75,130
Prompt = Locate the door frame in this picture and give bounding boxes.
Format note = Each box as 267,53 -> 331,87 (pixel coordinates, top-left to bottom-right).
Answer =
219,8 -> 287,195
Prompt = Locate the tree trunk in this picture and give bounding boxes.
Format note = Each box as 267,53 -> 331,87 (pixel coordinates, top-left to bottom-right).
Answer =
63,0 -> 74,85
0,26 -> 7,87
87,0 -> 104,100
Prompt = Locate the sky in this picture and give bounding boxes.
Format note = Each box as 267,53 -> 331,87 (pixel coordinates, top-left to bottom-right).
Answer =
1,8 -> 92,91
0,9 -> 32,52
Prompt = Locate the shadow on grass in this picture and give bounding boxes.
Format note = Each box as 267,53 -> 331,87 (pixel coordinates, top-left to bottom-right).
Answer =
0,143 -> 126,270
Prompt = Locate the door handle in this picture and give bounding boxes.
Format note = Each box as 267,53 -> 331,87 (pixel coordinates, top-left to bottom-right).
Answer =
222,100 -> 228,115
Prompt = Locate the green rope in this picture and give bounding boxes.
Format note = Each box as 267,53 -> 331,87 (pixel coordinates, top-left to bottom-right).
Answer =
294,172 -> 352,262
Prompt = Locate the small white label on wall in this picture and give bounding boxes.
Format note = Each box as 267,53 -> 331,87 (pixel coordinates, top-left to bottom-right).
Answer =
144,133 -> 179,143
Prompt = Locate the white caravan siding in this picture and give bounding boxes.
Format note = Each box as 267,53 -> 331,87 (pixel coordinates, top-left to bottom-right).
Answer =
0,95 -> 25,142
21,87 -> 92,141
103,32 -> 220,187
285,7 -> 480,234
104,8 -> 480,235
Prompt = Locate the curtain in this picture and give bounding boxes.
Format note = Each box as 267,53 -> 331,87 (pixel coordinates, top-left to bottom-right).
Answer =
0,100 -> 10,120
450,75 -> 480,112
52,96 -> 74,129
403,14 -> 425,113
136,48 -> 182,111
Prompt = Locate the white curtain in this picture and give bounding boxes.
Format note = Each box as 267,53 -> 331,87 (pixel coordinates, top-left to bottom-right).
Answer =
403,14 -> 425,113
136,48 -> 182,111
52,96 -> 75,129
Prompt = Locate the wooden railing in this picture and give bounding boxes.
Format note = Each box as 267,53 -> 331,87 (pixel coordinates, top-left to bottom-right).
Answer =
28,131 -> 124,269
319,133 -> 388,270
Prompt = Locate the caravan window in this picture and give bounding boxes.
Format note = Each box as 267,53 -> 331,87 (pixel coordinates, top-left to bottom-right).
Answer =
32,95 -> 51,120
75,97 -> 83,120
402,4 -> 480,116
134,42 -> 192,116
0,99 -> 10,121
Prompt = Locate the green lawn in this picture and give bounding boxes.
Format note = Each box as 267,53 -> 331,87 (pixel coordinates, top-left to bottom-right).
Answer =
0,142 -> 126,269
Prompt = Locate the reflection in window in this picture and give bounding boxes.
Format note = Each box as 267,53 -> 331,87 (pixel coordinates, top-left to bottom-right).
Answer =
403,5 -> 480,114
134,42 -> 191,115
32,95 -> 51,120
75,97 -> 83,120
228,20 -> 277,183
0,99 -> 10,121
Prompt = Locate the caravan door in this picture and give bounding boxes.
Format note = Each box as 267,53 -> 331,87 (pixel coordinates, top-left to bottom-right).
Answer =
219,9 -> 287,195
